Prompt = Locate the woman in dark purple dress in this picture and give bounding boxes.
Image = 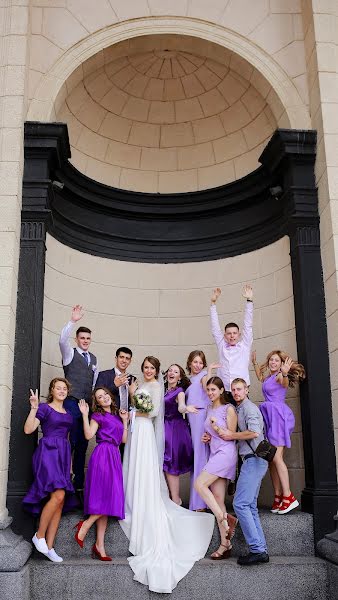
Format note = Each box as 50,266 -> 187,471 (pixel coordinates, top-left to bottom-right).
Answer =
23,378 -> 76,563
163,364 -> 197,505
74,387 -> 128,560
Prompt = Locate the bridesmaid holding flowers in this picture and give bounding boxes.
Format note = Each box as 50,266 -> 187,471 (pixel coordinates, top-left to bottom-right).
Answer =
74,387 -> 128,560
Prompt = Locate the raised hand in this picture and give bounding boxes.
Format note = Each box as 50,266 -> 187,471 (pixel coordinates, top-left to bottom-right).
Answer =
114,373 -> 129,388
78,399 -> 89,415
242,284 -> 253,301
129,380 -> 138,396
281,356 -> 293,376
29,389 -> 39,410
119,409 -> 128,422
71,304 -> 84,323
211,288 -> 221,304
209,362 -> 221,370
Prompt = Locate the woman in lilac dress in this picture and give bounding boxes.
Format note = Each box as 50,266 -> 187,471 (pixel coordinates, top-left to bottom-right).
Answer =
163,364 -> 197,505
252,350 -> 306,515
195,376 -> 238,560
23,378 -> 76,563
75,387 -> 128,560
185,350 -> 210,510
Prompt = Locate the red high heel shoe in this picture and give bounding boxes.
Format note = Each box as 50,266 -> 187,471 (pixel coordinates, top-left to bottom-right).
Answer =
74,520 -> 85,548
91,544 -> 112,562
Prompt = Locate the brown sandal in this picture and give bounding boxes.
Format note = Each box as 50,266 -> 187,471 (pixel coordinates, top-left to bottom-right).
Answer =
226,513 -> 238,540
210,542 -> 232,560
217,513 -> 229,534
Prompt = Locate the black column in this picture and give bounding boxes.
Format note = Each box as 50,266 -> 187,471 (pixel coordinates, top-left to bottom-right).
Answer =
7,123 -> 70,537
260,129 -> 338,544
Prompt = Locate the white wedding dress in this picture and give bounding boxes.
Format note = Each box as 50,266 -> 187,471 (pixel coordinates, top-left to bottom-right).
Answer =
119,380 -> 215,594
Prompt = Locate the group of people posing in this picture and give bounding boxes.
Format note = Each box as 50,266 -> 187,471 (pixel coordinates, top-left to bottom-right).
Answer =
22,284 -> 305,593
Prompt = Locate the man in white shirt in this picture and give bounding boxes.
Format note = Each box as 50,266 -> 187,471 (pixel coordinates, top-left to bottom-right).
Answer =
59,304 -> 98,497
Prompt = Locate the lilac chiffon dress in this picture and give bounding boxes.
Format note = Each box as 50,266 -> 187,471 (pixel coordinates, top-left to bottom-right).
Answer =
185,370 -> 210,510
84,412 -> 125,518
23,403 -> 77,515
259,374 -> 295,448
163,387 -> 193,476
203,404 -> 237,480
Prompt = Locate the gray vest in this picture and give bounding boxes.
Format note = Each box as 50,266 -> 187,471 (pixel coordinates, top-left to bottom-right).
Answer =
63,349 -> 97,402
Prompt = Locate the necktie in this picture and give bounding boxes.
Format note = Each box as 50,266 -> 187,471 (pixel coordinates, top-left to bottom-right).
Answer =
82,352 -> 89,365
120,382 -> 128,411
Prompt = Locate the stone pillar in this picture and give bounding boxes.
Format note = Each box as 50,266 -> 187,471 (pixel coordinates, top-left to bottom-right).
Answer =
260,129 -> 338,544
6,123 -> 70,537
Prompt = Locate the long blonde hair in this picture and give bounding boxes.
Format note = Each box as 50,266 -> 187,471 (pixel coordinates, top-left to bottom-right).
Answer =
260,350 -> 306,387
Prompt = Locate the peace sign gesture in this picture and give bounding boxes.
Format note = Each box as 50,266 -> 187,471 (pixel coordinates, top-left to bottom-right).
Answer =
29,389 -> 39,410
281,356 -> 293,376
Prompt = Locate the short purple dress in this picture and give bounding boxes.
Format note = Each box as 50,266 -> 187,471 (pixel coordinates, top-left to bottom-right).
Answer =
163,387 -> 193,476
84,412 -> 125,518
203,404 -> 237,480
23,402 -> 76,515
186,369 -> 210,510
259,374 -> 295,448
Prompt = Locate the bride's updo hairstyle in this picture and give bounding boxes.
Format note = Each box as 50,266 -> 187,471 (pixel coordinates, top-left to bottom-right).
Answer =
141,355 -> 161,378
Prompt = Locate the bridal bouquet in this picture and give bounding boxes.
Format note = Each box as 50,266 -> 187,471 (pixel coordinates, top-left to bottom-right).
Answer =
132,389 -> 153,413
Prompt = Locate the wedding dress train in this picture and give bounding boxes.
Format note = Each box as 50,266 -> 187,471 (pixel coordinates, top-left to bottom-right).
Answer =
119,380 -> 214,593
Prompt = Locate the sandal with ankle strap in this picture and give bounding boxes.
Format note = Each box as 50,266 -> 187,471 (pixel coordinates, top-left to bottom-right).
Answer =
226,513 -> 238,540
217,513 -> 229,534
210,542 -> 232,560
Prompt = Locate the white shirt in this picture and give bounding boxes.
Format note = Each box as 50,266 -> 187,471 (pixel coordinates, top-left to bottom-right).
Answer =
210,302 -> 253,391
59,320 -> 98,387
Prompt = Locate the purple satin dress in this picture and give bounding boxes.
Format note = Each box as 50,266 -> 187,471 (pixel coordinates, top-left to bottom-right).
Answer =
163,387 -> 193,476
23,403 -> 77,515
185,369 -> 210,510
259,374 -> 295,447
203,404 -> 237,480
84,412 -> 125,518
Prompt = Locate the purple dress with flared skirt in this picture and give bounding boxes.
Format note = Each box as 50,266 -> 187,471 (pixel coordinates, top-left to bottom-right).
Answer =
185,370 -> 210,510
22,402 -> 77,514
163,387 -> 193,476
84,411 -> 125,518
203,404 -> 237,480
259,374 -> 295,448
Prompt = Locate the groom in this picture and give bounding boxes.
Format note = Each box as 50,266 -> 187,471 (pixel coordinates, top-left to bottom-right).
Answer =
96,347 -> 136,410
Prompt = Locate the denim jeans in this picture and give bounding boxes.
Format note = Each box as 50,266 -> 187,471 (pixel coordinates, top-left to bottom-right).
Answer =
233,456 -> 268,554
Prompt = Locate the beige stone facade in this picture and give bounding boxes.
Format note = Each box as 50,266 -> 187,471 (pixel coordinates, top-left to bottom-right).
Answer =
1,0 -> 337,521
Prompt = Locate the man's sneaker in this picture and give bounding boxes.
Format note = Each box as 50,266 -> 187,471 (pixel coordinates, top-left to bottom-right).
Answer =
278,493 -> 299,515
237,552 -> 269,566
47,548 -> 63,563
32,533 -> 48,555
270,495 -> 283,514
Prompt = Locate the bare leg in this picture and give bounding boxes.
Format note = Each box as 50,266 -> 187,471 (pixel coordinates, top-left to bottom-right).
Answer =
210,478 -> 230,550
46,500 -> 64,549
269,461 -> 282,496
165,472 -> 181,504
95,516 -> 108,556
37,489 -> 65,540
78,514 -> 102,542
195,471 -> 225,522
272,447 -> 291,497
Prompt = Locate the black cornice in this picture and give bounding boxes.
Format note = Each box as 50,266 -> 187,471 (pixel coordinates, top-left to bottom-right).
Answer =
23,123 -> 317,263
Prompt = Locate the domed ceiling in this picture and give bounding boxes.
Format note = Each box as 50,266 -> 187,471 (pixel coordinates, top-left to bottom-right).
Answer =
55,35 -> 282,193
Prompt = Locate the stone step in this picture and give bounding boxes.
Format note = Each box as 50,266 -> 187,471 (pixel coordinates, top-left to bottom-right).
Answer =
54,510 -> 314,559
28,556 -> 329,600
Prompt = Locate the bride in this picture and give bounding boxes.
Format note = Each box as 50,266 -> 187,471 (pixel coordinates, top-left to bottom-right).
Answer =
119,356 -> 215,594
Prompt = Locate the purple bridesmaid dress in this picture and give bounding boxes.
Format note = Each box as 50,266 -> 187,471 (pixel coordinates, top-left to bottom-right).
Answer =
259,374 -> 295,448
185,370 -> 210,510
163,387 -> 193,476
23,402 -> 77,514
203,404 -> 237,480
84,412 -> 125,518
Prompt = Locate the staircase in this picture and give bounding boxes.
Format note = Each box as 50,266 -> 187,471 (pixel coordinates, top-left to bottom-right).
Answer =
26,510 -> 332,600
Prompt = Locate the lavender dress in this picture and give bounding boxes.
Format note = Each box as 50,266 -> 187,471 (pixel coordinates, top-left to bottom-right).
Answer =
259,374 -> 295,448
23,403 -> 76,514
84,412 -> 125,518
163,387 -> 193,476
186,369 -> 210,510
203,404 -> 237,480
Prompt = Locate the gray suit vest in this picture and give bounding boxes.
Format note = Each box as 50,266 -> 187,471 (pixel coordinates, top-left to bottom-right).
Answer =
63,349 -> 97,402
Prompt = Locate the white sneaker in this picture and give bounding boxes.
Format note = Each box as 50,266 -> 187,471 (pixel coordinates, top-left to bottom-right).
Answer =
32,533 -> 49,554
47,548 -> 63,563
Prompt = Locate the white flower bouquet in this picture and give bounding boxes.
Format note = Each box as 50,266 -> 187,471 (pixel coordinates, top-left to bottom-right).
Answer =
132,389 -> 153,413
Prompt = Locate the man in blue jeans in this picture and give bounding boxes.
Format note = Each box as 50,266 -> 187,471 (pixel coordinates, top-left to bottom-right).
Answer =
221,377 -> 269,565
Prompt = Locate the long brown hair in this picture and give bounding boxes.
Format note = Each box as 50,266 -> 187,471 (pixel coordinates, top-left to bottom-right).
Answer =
92,387 -> 118,415
186,350 -> 207,374
47,378 -> 70,403
141,356 -> 161,378
165,364 -> 191,392
206,376 -> 227,405
260,350 -> 306,387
